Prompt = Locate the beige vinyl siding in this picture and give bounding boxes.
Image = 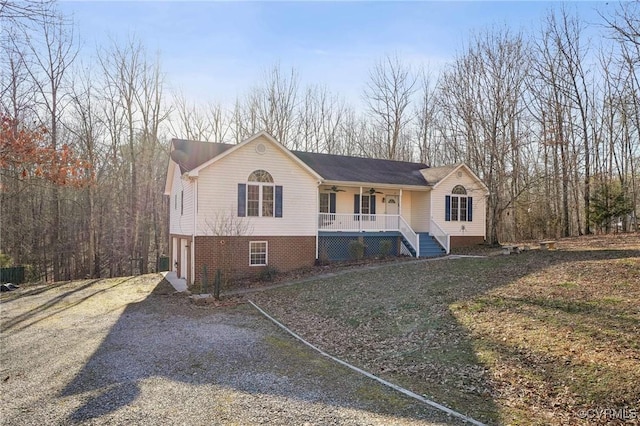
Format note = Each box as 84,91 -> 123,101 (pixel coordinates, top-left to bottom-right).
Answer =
430,170 -> 487,238
196,136 -> 318,236
169,162 -> 195,236
334,190 -> 356,214
410,191 -> 430,232
400,191 -> 412,226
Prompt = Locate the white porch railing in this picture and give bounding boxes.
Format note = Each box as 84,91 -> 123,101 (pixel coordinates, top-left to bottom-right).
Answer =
430,219 -> 450,254
318,213 -> 401,232
398,215 -> 419,255
318,213 -> 420,255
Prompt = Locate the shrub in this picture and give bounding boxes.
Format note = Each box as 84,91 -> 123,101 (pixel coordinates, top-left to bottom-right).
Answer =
379,240 -> 393,257
259,265 -> 279,282
0,252 -> 12,268
348,240 -> 365,260
317,246 -> 330,265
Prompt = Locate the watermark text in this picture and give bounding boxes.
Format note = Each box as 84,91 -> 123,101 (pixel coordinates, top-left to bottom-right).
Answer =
577,408 -> 637,421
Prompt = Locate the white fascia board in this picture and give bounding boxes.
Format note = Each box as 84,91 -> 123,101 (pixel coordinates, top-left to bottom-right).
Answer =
431,163 -> 489,193
186,131 -> 323,182
164,159 -> 176,196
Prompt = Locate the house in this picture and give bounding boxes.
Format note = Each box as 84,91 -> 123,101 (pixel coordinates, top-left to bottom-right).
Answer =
164,131 -> 489,285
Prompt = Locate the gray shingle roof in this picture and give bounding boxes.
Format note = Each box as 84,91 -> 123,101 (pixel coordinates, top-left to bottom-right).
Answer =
170,139 -> 234,174
170,139 -> 439,187
292,151 -> 429,186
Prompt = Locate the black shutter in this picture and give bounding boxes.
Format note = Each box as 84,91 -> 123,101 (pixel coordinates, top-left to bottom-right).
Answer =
275,185 -> 283,217
329,193 -> 336,214
238,184 -> 246,217
445,195 -> 451,221
467,197 -> 473,221
370,195 -> 376,214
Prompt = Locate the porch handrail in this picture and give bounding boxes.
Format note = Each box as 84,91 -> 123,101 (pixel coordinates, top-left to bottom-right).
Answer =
398,215 -> 419,255
430,219 -> 450,254
318,213 -> 401,232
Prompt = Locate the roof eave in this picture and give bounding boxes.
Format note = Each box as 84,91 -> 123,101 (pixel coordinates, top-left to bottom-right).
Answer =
187,131 -> 324,181
321,179 -> 431,191
431,163 -> 489,193
164,158 -> 176,196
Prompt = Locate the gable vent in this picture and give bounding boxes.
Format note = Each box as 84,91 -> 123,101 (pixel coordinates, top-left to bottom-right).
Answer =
256,143 -> 267,154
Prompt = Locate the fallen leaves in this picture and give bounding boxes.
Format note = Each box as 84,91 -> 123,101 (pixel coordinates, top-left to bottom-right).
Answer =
252,234 -> 640,425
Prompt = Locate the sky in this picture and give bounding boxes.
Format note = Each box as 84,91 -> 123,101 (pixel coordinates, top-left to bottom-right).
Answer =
58,1 -> 615,108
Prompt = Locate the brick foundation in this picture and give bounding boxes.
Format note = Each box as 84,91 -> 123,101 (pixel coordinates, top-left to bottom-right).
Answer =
194,235 -> 316,284
450,235 -> 485,248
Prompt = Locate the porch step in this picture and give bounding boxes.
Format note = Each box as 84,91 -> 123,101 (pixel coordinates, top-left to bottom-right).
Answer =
418,233 -> 446,258
400,236 -> 416,257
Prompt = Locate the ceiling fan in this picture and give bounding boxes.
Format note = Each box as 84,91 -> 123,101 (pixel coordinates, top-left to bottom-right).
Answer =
369,188 -> 383,195
325,185 -> 346,192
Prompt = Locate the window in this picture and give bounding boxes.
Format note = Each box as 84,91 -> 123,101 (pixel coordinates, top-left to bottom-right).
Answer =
248,170 -> 273,183
319,193 -> 335,213
361,195 -> 371,215
354,194 -> 376,220
451,196 -> 459,221
262,185 -> 274,216
445,185 -> 472,222
249,241 -> 267,266
243,170 -> 277,217
319,193 -> 336,226
247,185 -> 260,216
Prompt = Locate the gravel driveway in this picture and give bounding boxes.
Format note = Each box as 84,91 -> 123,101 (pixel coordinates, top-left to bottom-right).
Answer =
0,274 -> 463,425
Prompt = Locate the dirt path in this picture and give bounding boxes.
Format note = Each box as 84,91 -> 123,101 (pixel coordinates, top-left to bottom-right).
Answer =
0,275 -> 462,425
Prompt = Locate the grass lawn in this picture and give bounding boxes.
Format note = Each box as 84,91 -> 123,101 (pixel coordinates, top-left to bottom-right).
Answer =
252,234 -> 640,425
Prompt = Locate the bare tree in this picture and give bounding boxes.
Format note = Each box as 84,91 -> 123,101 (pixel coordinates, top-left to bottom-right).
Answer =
363,54 -> 417,160
0,0 -> 55,24
98,37 -> 169,275
233,65 -> 299,146
414,68 -> 440,166
168,92 -> 231,142
201,208 -> 253,295
439,29 -> 530,244
295,84 -> 346,153
601,1 -> 640,50
23,9 -> 78,280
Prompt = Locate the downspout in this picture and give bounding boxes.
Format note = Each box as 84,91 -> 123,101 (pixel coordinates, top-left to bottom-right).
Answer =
192,177 -> 197,286
315,180 -> 320,260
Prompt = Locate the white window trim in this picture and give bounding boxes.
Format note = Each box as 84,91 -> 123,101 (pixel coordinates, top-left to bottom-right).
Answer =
449,195 -> 469,222
249,241 -> 268,266
247,182 -> 275,217
319,192 -> 335,213
361,194 -> 371,214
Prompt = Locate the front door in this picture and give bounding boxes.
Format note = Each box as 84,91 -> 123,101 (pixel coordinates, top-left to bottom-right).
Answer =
385,196 -> 399,215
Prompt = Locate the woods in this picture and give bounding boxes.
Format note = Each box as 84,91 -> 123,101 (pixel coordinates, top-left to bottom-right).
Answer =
1,2 -> 638,282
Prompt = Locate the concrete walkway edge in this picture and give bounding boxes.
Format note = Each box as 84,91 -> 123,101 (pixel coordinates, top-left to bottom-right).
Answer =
161,271 -> 187,292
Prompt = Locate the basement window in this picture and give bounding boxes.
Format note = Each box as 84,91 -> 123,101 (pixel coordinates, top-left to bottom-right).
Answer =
249,241 -> 268,266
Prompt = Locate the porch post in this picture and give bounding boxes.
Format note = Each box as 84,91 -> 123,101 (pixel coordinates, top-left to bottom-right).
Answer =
399,188 -> 403,229
359,186 -> 363,232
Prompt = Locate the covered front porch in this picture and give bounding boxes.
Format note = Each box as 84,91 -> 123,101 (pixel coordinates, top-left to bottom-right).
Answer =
317,184 -> 450,257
